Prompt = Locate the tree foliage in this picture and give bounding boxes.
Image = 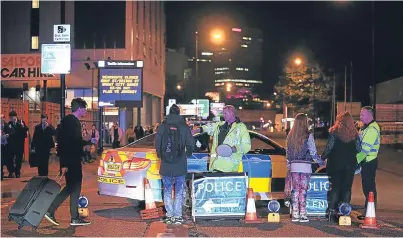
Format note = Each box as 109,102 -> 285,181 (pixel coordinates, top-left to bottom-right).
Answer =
274,61 -> 332,116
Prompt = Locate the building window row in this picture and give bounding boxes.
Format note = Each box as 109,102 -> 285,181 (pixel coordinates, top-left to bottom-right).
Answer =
236,67 -> 249,71
215,79 -> 263,84
215,67 -> 229,71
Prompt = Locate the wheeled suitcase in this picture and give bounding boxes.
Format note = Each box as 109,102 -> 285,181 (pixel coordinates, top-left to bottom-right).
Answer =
8,176 -> 61,230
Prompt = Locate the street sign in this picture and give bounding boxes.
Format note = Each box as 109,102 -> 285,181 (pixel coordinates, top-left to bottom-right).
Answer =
192,175 -> 248,218
306,174 -> 330,216
53,24 -> 70,42
197,99 -> 210,118
41,44 -> 71,74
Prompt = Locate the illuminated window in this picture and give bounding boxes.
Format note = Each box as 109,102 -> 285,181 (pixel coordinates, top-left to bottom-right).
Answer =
241,44 -> 248,48
31,36 -> 39,50
32,0 -> 39,8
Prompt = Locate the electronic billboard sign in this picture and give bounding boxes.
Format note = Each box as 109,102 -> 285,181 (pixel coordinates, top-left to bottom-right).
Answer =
98,60 -> 143,108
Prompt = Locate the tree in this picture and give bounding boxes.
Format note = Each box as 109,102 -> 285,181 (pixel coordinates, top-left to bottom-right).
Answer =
274,60 -> 332,117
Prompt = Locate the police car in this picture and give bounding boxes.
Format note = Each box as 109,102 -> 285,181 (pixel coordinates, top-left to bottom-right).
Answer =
97,131 -> 323,204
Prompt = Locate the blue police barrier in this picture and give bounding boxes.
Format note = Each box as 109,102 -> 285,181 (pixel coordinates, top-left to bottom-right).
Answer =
306,174 -> 330,216
78,196 -> 89,208
191,174 -> 248,219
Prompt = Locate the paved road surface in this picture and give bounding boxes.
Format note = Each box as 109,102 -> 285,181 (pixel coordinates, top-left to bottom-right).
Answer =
1,132 -> 403,237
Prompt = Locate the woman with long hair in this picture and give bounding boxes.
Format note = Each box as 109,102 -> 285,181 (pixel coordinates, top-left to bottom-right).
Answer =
286,113 -> 324,223
322,112 -> 361,221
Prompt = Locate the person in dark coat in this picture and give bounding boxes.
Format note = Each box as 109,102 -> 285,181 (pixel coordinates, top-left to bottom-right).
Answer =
7,111 -> 28,178
134,124 -> 145,140
322,112 -> 361,222
31,114 -> 55,176
155,104 -> 194,225
1,114 -> 12,180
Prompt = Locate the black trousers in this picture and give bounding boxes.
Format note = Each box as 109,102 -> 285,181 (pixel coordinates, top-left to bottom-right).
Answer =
361,158 -> 378,209
1,144 -> 13,177
112,141 -> 120,149
48,164 -> 82,220
327,168 -> 355,211
37,151 -> 50,176
9,149 -> 24,175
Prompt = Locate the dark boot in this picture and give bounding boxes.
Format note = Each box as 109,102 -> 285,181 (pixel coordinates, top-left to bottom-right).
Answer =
327,209 -> 337,222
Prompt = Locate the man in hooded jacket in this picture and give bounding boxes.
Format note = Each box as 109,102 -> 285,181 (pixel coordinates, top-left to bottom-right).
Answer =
155,104 -> 194,225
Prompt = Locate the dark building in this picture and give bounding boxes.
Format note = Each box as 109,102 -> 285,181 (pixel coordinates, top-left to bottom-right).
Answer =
189,26 -> 263,99
1,0 -> 166,127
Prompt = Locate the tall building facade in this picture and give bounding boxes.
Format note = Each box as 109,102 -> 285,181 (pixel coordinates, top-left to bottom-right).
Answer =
1,1 -> 166,127
189,26 -> 263,98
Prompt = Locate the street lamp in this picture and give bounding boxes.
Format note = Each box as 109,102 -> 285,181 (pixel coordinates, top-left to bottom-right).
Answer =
177,84 -> 182,90
211,29 -> 224,44
294,58 -> 316,133
84,59 -> 98,109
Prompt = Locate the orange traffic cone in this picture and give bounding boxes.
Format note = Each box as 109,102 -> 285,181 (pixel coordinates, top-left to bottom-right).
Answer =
241,188 -> 262,223
140,178 -> 163,220
360,192 -> 380,229
144,178 -> 157,210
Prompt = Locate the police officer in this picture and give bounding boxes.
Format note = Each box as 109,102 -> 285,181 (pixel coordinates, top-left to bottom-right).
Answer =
356,106 -> 380,220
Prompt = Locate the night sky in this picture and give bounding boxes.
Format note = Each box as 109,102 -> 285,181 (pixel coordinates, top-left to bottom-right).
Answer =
165,1 -> 403,105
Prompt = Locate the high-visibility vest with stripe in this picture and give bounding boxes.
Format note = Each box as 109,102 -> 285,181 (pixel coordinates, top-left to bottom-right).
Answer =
357,121 -> 380,163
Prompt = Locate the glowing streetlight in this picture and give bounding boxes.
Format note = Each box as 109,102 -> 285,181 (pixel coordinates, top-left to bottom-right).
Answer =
226,83 -> 232,92
295,58 -> 302,66
177,85 -> 182,90
211,29 -> 224,44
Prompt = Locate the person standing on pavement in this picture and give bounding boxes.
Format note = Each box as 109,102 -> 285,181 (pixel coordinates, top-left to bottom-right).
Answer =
155,104 -> 194,225
82,123 -> 92,163
356,106 -> 381,220
110,122 -> 123,149
44,98 -> 92,226
286,113 -> 325,223
31,114 -> 55,176
134,124 -> 145,140
7,111 -> 28,178
192,105 -> 251,172
322,112 -> 361,221
1,114 -> 11,180
126,124 -> 135,144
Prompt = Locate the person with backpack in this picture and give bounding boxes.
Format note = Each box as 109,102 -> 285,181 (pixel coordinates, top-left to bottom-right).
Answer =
155,104 -> 194,225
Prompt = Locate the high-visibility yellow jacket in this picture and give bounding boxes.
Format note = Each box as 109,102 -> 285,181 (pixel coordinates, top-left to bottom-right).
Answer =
357,121 -> 380,164
202,121 -> 251,172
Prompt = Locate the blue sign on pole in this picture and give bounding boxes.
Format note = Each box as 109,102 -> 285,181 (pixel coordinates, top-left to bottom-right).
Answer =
306,175 -> 330,216
192,175 -> 248,218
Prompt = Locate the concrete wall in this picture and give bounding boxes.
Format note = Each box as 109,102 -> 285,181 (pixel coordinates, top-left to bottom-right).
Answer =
376,76 -> 403,104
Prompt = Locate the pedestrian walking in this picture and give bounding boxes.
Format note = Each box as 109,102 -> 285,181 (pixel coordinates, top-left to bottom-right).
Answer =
82,123 -> 92,163
110,122 -> 123,149
7,111 -> 28,178
44,98 -> 92,226
286,113 -> 325,223
356,106 -> 381,220
322,112 -> 361,222
1,114 -> 11,180
155,104 -> 194,225
31,114 -> 55,176
126,124 -> 135,144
